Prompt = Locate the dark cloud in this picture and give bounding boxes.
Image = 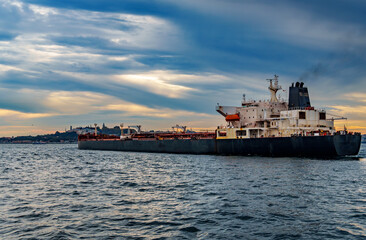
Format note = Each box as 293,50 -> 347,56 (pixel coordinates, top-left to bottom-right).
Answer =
1,0 -> 366,135
22,0 -> 176,16
19,0 -> 366,77
50,36 -> 127,51
281,0 -> 366,26
0,32 -> 18,41
299,63 -> 327,82
48,36 -> 170,56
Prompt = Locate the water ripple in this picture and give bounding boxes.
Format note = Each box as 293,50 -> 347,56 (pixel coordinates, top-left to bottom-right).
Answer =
0,143 -> 365,239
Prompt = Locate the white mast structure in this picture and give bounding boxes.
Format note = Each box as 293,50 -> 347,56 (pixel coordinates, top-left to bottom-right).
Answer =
267,75 -> 282,102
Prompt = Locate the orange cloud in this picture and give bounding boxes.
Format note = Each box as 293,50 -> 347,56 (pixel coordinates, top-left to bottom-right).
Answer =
0,125 -> 55,137
0,109 -> 55,119
329,105 -> 366,134
334,119 -> 366,134
344,92 -> 366,103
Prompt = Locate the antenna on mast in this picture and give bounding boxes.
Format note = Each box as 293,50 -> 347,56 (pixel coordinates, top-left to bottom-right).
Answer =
266,75 -> 282,102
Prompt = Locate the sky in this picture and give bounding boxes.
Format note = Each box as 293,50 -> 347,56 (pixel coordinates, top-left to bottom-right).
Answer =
0,0 -> 366,136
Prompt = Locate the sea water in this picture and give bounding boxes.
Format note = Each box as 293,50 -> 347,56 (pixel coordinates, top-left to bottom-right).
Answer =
0,143 -> 365,239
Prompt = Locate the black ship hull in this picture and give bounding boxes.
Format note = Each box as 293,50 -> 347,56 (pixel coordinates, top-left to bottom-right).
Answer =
78,134 -> 361,157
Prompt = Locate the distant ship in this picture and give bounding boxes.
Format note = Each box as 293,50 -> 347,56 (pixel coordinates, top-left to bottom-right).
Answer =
78,76 -> 361,157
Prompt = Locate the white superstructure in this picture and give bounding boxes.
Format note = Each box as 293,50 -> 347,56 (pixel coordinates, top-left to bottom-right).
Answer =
216,76 -> 337,139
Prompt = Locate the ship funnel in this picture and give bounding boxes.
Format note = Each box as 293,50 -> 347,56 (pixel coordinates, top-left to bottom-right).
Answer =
288,82 -> 311,110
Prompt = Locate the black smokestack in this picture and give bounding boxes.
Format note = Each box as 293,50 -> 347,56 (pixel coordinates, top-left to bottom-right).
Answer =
288,82 -> 311,110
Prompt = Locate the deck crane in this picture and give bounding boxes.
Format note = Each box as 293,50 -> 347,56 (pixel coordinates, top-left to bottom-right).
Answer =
128,125 -> 142,133
326,113 -> 347,121
172,124 -> 187,133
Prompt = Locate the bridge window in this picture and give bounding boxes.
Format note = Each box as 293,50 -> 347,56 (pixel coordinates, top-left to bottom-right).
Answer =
319,112 -> 326,120
236,130 -> 247,137
299,111 -> 306,119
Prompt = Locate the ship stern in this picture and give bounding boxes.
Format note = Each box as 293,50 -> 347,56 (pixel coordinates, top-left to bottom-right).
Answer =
333,134 -> 362,156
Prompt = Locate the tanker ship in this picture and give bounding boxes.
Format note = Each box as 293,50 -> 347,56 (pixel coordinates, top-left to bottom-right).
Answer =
78,76 -> 361,157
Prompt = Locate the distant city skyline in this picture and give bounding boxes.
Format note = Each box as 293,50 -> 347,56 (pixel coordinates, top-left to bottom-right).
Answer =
0,0 -> 366,137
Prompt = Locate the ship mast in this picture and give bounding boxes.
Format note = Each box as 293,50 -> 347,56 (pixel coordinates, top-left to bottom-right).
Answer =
267,75 -> 282,102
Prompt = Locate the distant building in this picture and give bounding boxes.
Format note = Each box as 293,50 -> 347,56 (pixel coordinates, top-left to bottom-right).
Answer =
66,127 -> 95,135
75,127 -> 95,135
66,124 -> 121,135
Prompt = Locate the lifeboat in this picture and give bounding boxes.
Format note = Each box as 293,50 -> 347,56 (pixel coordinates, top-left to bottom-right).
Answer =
225,113 -> 240,121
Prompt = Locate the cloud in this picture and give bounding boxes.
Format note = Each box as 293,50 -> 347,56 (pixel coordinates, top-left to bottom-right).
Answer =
1,0 -> 366,135
165,0 -> 366,49
330,105 -> 366,116
0,63 -> 32,73
0,32 -> 17,41
0,0 -> 186,75
344,92 -> 366,103
333,119 -> 366,133
113,74 -> 194,99
0,88 -> 217,119
328,101 -> 366,133
52,69 -> 233,100
28,3 -> 57,16
0,125 -> 56,136
0,109 -> 54,120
